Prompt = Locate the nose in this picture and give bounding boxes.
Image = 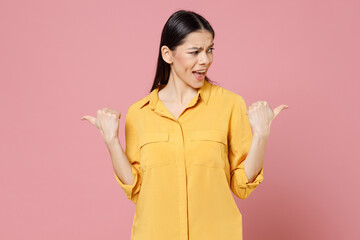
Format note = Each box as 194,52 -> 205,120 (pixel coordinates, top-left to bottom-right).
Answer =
198,51 -> 210,65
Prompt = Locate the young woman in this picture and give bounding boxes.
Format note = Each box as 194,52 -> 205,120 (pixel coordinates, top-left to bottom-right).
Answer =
81,9 -> 288,240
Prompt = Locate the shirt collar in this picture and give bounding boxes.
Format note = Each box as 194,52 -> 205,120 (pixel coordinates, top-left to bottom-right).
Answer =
139,79 -> 211,110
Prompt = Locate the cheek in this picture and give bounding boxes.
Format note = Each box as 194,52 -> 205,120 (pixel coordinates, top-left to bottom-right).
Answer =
209,55 -> 214,63
177,55 -> 194,72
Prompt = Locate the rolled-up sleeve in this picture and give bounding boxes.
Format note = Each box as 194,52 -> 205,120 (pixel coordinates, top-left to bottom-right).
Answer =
228,95 -> 264,200
114,107 -> 142,204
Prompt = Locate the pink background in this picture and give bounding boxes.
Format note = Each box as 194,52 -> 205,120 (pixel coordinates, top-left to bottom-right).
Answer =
1,0 -> 359,239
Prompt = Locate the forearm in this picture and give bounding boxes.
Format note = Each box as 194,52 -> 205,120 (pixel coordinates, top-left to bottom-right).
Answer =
243,132 -> 269,183
105,138 -> 135,185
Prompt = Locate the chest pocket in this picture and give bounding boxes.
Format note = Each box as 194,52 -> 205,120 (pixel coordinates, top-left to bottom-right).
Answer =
138,132 -> 172,171
189,130 -> 227,168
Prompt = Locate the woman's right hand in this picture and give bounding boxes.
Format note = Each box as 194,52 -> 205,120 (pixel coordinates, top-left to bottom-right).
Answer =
81,107 -> 121,144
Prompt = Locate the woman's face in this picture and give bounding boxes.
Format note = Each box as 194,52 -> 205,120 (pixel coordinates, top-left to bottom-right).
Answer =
165,30 -> 214,88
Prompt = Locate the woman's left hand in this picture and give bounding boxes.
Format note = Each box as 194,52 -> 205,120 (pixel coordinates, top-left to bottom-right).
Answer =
246,101 -> 289,137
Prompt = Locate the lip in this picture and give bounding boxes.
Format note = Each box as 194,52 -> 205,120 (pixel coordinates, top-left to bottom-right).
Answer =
193,71 -> 206,81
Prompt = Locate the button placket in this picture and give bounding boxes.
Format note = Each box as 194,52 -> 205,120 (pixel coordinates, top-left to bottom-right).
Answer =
175,120 -> 189,240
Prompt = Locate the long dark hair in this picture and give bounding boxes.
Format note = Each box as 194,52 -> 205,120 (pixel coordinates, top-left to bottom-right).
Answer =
150,10 -> 217,93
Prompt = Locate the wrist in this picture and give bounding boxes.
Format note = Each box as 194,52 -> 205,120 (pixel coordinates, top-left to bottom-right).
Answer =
253,129 -> 270,139
104,137 -> 120,148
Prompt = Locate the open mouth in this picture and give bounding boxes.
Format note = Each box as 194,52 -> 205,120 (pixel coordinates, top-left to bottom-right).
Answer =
192,70 -> 206,80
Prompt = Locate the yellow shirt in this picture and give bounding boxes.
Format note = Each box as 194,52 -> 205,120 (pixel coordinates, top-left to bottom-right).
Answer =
114,79 -> 264,240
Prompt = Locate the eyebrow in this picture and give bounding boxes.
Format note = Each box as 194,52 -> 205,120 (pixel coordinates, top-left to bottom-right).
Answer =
187,43 -> 214,50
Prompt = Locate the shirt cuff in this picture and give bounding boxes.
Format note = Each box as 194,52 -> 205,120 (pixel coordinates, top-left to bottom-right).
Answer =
114,165 -> 139,199
237,160 -> 264,188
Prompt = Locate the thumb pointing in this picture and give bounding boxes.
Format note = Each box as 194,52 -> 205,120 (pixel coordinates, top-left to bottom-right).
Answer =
273,105 -> 289,119
81,115 -> 97,127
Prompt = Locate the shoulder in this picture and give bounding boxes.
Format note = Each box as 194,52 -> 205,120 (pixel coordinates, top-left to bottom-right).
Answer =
126,95 -> 150,115
210,83 -> 247,107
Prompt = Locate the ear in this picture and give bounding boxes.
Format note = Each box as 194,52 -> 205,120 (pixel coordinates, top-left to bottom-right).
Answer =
161,45 -> 173,64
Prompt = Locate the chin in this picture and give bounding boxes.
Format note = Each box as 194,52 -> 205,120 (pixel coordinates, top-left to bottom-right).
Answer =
187,80 -> 203,88
184,76 -> 204,88
195,79 -> 205,86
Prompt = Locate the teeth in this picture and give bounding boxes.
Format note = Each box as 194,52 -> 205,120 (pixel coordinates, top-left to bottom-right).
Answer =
195,70 -> 206,73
